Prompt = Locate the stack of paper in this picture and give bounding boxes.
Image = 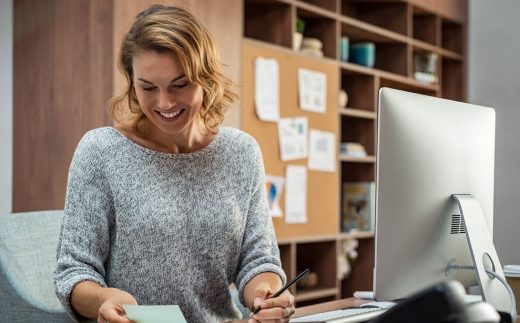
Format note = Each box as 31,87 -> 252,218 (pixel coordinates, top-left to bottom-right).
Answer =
504,264 -> 520,277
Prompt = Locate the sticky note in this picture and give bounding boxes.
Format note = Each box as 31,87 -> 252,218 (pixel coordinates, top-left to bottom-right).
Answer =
123,305 -> 187,323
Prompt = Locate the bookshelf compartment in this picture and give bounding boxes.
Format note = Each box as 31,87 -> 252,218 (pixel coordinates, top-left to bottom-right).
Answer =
296,241 -> 337,293
341,72 -> 375,112
298,0 -> 337,13
244,0 -> 293,48
341,162 -> 375,183
296,7 -> 338,59
373,43 -> 408,76
441,58 -> 464,101
341,237 -> 374,297
442,19 -> 463,54
413,12 -> 439,46
341,118 -> 375,156
341,0 -> 409,37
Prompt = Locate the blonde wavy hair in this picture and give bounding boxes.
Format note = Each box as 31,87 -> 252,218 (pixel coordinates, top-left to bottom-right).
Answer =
109,5 -> 237,134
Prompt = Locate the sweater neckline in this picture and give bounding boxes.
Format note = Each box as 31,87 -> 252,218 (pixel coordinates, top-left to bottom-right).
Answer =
107,126 -> 224,159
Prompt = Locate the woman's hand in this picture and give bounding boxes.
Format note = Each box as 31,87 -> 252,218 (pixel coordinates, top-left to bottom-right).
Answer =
96,289 -> 138,323
248,282 -> 295,323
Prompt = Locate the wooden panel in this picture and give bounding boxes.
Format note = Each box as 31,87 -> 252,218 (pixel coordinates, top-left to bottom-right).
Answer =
13,0 -> 113,211
242,41 -> 339,239
410,0 -> 467,23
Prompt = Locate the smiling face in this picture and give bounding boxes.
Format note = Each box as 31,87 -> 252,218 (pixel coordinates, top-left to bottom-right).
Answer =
132,50 -> 204,139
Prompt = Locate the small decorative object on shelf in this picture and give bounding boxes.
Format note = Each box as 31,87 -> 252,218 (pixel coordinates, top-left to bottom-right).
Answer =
338,89 -> 348,109
300,37 -> 324,58
338,238 -> 359,280
340,142 -> 366,158
340,36 -> 350,62
342,182 -> 375,233
293,17 -> 305,51
297,270 -> 318,289
349,42 -> 375,68
413,53 -> 438,84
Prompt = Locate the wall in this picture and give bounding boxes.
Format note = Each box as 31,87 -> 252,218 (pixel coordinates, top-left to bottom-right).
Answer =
469,0 -> 520,265
0,0 -> 13,215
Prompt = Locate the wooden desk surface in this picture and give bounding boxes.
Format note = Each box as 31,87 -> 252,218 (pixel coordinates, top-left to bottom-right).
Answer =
227,298 -> 520,322
228,297 -> 368,322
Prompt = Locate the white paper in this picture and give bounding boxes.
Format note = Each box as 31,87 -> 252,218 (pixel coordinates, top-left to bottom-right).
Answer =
278,117 -> 308,161
265,175 -> 285,217
298,68 -> 327,113
285,165 -> 307,224
308,129 -> 336,172
254,57 -> 280,122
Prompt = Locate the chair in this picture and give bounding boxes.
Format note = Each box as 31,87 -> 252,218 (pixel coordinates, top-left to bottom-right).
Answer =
0,210 -> 251,321
0,210 -> 72,322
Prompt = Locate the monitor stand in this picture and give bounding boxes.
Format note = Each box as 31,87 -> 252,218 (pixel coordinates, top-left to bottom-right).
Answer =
448,194 -> 511,313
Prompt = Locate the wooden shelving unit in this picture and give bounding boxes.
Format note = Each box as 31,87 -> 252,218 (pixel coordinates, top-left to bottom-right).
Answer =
242,0 -> 466,305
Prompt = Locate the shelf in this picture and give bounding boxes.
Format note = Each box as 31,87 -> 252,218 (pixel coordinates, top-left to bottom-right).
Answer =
296,6 -> 338,59
278,234 -> 338,245
295,287 -> 339,302
412,39 -> 463,61
441,18 -> 464,54
244,0 -> 293,48
340,231 -> 375,240
341,0 -> 409,36
244,0 -> 466,303
339,108 -> 377,120
412,7 -> 439,46
339,155 -> 376,163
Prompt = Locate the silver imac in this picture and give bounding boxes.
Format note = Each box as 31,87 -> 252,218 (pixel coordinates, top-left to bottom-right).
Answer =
373,88 -> 512,313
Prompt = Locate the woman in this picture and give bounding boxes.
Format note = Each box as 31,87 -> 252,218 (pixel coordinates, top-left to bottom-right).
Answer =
54,5 -> 294,323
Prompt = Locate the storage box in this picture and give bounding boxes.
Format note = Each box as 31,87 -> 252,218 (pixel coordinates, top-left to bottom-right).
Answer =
505,274 -> 520,314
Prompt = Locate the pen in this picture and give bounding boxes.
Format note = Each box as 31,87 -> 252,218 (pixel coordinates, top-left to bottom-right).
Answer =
252,268 -> 311,314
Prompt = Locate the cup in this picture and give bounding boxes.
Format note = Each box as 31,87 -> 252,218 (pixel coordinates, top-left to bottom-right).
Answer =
349,42 -> 375,68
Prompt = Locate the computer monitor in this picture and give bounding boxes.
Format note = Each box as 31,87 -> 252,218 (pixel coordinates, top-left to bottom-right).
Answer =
373,88 -> 511,313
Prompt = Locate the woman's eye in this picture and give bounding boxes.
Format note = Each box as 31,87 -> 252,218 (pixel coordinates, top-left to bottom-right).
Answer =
142,87 -> 157,92
172,82 -> 189,89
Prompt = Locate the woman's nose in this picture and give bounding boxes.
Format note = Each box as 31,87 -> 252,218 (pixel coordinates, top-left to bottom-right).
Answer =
158,91 -> 176,109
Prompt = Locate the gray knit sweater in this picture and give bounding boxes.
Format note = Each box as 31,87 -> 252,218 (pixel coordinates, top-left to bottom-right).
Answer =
54,127 -> 286,323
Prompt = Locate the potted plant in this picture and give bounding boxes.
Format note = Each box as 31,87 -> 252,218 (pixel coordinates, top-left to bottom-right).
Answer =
293,17 -> 305,51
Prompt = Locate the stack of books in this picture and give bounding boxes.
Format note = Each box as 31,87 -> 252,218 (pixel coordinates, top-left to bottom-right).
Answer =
340,142 -> 367,158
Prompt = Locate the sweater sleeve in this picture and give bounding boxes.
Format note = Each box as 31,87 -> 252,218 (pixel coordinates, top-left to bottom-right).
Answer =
54,132 -> 113,322
235,141 -> 287,305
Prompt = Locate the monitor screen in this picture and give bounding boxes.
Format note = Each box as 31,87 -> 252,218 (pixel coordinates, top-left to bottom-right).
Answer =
373,88 -> 497,302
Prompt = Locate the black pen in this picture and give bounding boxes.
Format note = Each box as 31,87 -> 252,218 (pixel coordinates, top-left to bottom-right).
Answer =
252,268 -> 311,315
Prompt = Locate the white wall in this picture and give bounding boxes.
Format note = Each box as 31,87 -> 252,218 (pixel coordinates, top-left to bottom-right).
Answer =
0,0 -> 13,215
469,0 -> 520,265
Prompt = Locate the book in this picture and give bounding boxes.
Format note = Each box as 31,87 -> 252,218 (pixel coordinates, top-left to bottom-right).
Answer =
340,142 -> 367,158
414,71 -> 438,84
342,182 -> 376,232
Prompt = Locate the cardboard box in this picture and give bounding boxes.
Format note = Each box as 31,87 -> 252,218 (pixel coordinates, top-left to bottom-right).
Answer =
505,275 -> 520,314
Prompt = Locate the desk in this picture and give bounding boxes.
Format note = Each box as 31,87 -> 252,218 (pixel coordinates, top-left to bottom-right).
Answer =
229,297 -> 367,322
228,298 -> 520,322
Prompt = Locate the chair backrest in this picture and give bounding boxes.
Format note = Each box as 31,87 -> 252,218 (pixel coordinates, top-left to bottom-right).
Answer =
0,210 -> 68,318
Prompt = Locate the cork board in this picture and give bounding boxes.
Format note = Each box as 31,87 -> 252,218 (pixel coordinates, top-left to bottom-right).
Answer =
242,40 -> 339,239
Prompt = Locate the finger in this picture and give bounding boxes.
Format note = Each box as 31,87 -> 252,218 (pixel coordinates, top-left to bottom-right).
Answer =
103,309 -> 132,323
259,292 -> 294,311
252,305 -> 295,320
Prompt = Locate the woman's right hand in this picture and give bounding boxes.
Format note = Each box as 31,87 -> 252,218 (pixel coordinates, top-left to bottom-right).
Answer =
96,288 -> 138,323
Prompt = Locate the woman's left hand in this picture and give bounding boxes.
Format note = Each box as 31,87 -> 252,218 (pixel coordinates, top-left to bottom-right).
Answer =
248,282 -> 295,323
